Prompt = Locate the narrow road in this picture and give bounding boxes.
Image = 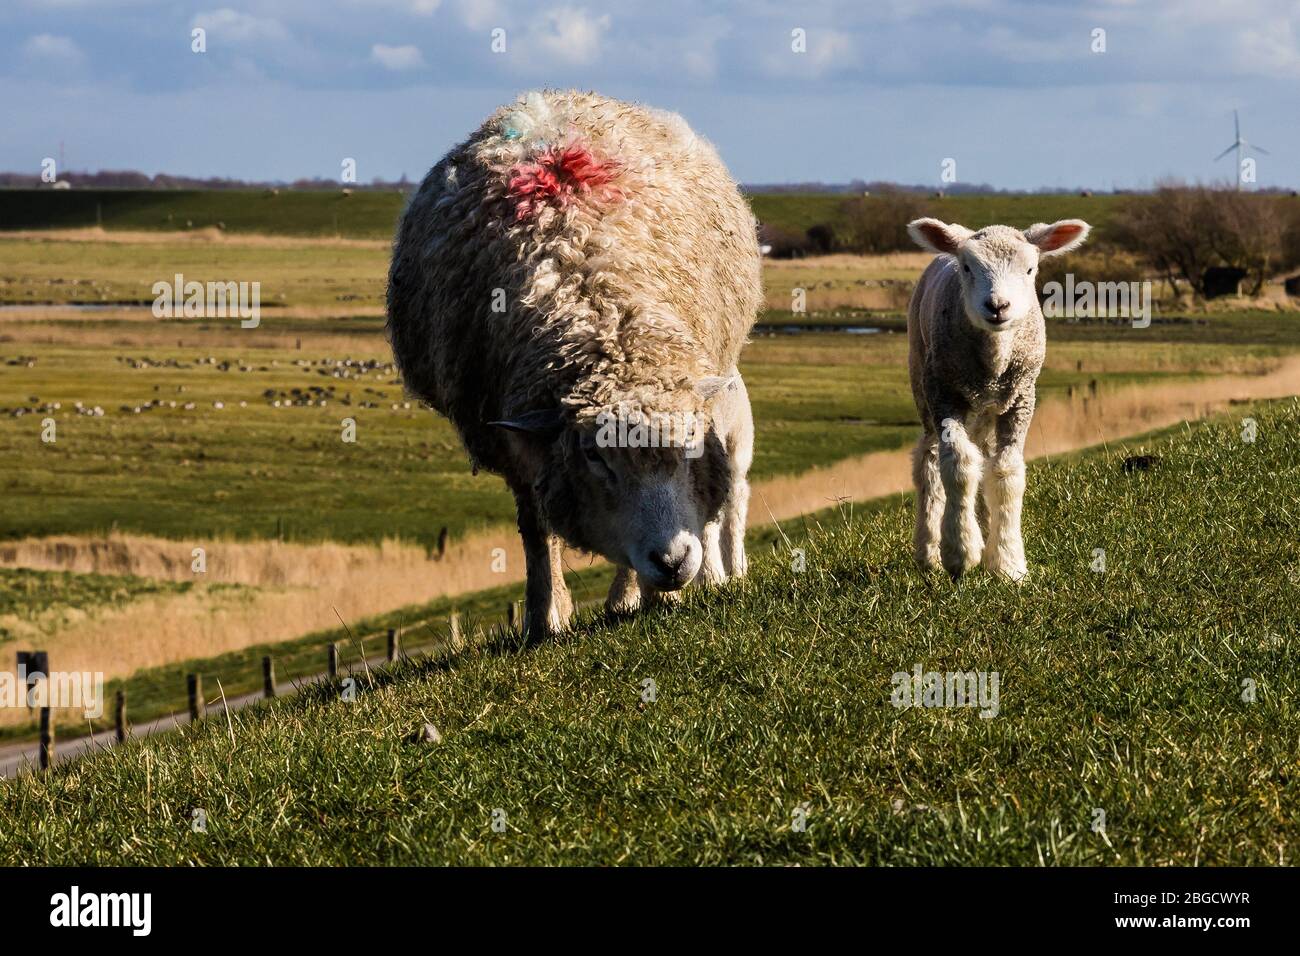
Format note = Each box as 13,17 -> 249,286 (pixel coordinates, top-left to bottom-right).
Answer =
0,646 -> 403,779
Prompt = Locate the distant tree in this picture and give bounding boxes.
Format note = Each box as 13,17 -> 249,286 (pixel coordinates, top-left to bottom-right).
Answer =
805,223 -> 835,254
1112,183 -> 1289,297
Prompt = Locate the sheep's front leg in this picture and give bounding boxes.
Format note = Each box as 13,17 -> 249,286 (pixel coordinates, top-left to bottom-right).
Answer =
700,518 -> 726,585
606,565 -> 641,614
912,431 -> 944,569
514,492 -> 573,638
721,473 -> 749,579
982,402 -> 1033,581
937,416 -> 984,579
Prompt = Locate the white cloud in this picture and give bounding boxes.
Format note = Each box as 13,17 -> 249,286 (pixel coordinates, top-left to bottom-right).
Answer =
371,43 -> 425,71
532,7 -> 611,65
22,33 -> 84,64
192,9 -> 289,44
761,27 -> 856,78
455,0 -> 505,31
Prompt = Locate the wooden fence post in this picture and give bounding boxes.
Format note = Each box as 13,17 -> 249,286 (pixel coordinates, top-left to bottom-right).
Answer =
328,642 -> 339,678
115,690 -> 127,744
262,656 -> 276,698
39,706 -> 53,771
387,628 -> 400,663
187,673 -> 204,721
448,611 -> 462,650
508,601 -> 520,633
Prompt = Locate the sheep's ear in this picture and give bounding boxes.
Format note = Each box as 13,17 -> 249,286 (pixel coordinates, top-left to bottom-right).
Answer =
488,408 -> 566,436
906,218 -> 973,255
1025,219 -> 1091,257
695,375 -> 737,400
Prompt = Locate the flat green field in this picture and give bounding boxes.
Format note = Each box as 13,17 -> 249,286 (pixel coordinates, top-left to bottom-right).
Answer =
1,323 -> 1249,548
0,189 -> 1113,243
3,402 -> 1294,864
749,192 -> 1121,235
0,190 -> 405,239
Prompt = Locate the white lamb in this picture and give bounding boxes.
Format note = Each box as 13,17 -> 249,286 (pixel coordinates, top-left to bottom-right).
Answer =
905,217 -> 1091,580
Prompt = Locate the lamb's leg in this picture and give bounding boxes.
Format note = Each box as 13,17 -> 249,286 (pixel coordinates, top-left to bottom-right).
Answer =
721,473 -> 749,579
514,491 -> 573,638
937,417 -> 984,579
606,565 -> 642,614
912,431 -> 944,569
982,404 -> 1032,581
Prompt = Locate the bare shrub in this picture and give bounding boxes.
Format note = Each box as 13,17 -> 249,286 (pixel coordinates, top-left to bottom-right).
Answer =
838,188 -> 931,254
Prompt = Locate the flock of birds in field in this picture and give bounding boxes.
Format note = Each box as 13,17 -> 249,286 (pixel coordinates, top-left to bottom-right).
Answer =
0,354 -> 419,418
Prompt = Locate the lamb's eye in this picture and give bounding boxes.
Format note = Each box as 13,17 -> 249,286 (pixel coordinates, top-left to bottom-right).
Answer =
1027,266 -> 1035,275
962,263 -> 971,274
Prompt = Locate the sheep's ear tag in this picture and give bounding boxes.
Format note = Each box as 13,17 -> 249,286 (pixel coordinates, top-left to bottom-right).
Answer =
696,376 -> 736,400
489,408 -> 566,436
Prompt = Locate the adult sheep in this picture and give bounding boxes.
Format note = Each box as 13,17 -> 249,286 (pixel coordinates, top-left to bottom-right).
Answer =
387,90 -> 761,638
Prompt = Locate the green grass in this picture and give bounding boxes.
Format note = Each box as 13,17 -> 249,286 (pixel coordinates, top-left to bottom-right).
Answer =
1,190 -> 1117,245
0,189 -> 404,239
2,328 -> 1248,548
3,401 -> 1294,865
0,337 -> 924,547
749,192 -> 1122,236
0,567 -> 191,646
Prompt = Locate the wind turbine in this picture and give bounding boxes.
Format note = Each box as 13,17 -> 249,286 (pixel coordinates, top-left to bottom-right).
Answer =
1214,109 -> 1268,189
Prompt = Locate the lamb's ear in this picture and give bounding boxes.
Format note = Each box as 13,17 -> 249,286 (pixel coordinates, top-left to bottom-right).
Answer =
1025,219 -> 1091,257
907,218 -> 973,255
695,375 -> 737,400
488,408 -> 566,437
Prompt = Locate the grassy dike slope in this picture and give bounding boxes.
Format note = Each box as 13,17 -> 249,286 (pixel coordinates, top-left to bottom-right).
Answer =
2,403 -> 1297,865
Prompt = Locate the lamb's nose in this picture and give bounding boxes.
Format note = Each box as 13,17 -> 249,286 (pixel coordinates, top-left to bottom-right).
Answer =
986,297 -> 1010,316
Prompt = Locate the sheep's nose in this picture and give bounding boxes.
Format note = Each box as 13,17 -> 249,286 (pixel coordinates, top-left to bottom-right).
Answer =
648,549 -> 689,581
646,538 -> 701,589
985,297 -> 1010,316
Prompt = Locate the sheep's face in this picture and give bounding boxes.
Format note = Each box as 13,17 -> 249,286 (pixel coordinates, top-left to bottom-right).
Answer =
907,218 -> 1091,333
493,388 -> 733,591
559,426 -> 728,590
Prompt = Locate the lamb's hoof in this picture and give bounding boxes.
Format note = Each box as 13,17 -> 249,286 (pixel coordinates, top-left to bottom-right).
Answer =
985,561 -> 1029,583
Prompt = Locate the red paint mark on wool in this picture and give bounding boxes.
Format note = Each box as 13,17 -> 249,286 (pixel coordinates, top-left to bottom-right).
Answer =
508,142 -> 623,221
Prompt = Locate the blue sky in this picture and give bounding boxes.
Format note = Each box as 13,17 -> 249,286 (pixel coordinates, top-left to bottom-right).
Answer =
3,0 -> 1297,189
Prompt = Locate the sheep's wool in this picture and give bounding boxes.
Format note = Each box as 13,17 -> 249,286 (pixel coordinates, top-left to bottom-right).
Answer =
387,90 -> 762,475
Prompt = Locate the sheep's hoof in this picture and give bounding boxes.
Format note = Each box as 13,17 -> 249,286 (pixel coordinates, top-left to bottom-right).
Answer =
605,593 -> 641,616
644,588 -> 684,607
